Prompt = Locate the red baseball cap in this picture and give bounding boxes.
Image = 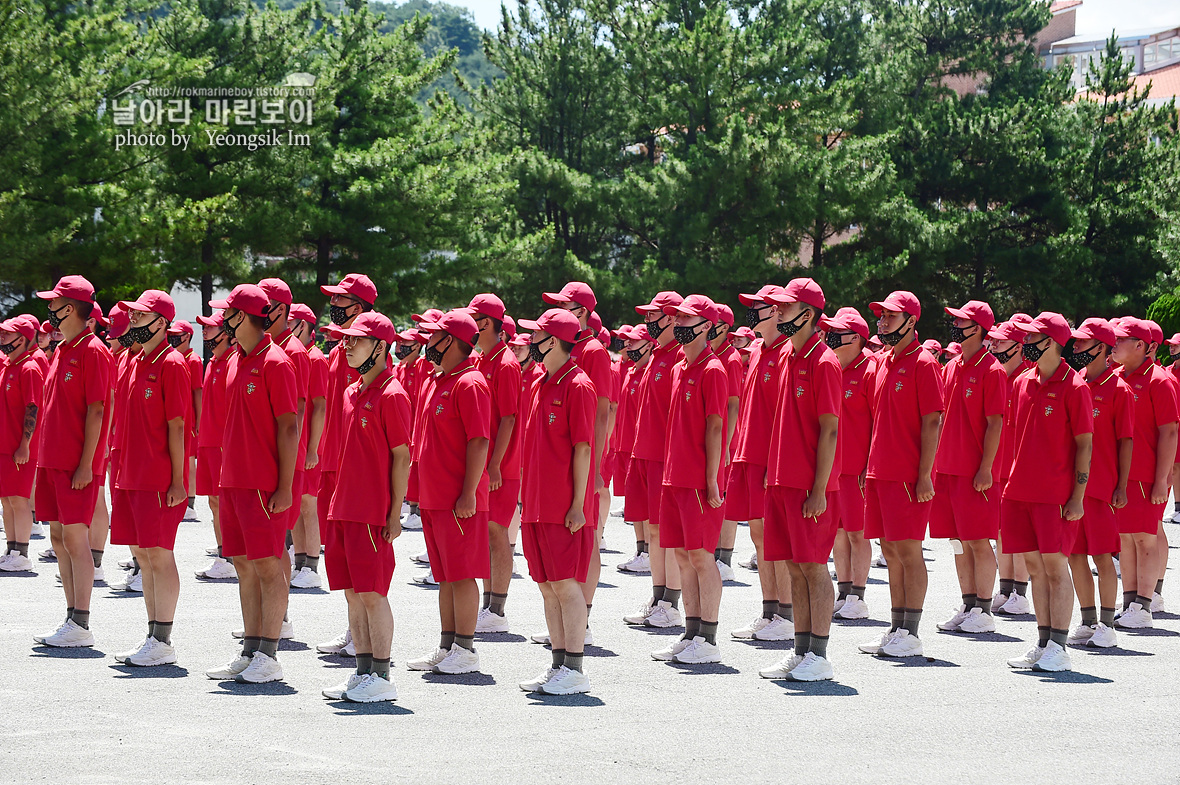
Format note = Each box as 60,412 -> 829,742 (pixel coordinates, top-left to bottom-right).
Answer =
1165,332 -> 1180,347
1113,316 -> 1153,344
258,278 -> 293,306
635,291 -> 684,315
588,311 -> 603,332
733,326 -> 756,341
167,319 -> 194,336
467,293 -> 506,321
518,308 -> 582,344
543,282 -> 596,312
195,313 -> 224,328
664,294 -> 720,324
509,332 -> 531,347
818,306 -> 870,341
738,284 -> 787,306
37,275 -> 96,305
0,318 -> 35,342
320,273 -> 377,305
987,321 -> 1024,342
945,342 -> 962,357
868,335 -> 884,348
90,304 -> 109,330
612,324 -> 634,339
766,277 -> 825,312
411,308 -> 445,325
869,290 -> 921,319
944,300 -> 995,331
922,339 -> 943,354
597,327 -> 612,346
1015,311 -> 1073,347
289,303 -> 317,326
715,304 -> 735,327
1009,312 -> 1034,326
338,312 -> 396,344
1146,319 -> 1163,345
396,328 -> 427,345
1071,317 -> 1116,347
39,320 -> 52,335
419,308 -> 480,346
320,324 -> 344,340
121,289 -> 176,323
502,314 -> 516,339
210,284 -> 271,319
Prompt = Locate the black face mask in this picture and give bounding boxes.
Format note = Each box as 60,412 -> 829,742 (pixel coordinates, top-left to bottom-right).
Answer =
128,316 -> 162,346
118,333 -> 135,349
47,340 -> 60,353
990,345 -> 1018,364
528,339 -> 553,364
356,341 -> 381,375
263,304 -> 280,330
646,317 -> 668,341
394,344 -> 415,361
167,334 -> 184,348
707,324 -> 723,341
776,310 -> 809,338
425,336 -> 449,365
223,313 -> 244,342
1065,345 -> 1101,371
329,303 -> 354,326
674,321 -> 707,346
825,331 -> 851,350
0,339 -> 20,355
947,323 -> 977,344
324,339 -> 339,353
204,330 -> 226,350
609,337 -> 625,353
879,319 -> 911,346
746,305 -> 769,328
1022,337 -> 1051,363
46,303 -> 70,329
626,346 -> 648,363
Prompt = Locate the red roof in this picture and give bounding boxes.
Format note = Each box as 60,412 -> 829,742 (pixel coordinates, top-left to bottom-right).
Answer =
1131,61 -> 1180,100
1049,0 -> 1081,13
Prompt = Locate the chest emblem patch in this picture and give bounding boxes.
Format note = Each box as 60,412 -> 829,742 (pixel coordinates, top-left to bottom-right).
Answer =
246,382 -> 256,395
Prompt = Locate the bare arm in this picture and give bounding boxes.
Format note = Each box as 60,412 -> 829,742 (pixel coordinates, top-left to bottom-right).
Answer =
974,413 -> 1003,492
192,389 -> 203,433
1064,432 -> 1093,521
704,413 -> 724,507
14,404 -> 37,465
268,411 -> 299,514
455,436 -> 490,518
803,413 -> 839,518
567,442 -> 592,532
592,397 -> 609,490
166,417 -> 186,506
1113,436 -> 1132,508
914,412 -> 941,502
487,414 -> 516,490
384,444 -> 411,541
1152,422 -> 1178,503
725,395 -> 739,464
305,396 -> 326,470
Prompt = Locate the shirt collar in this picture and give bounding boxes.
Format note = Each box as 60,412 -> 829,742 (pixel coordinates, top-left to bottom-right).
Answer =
799,332 -> 823,359
546,358 -> 579,386
966,345 -> 989,367
141,342 -> 172,364
443,358 -> 476,378
242,333 -> 274,359
62,329 -> 93,352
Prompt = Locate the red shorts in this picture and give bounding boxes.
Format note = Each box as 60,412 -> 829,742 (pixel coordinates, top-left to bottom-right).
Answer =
723,461 -> 767,522
196,446 -> 222,496
220,486 -> 286,561
303,461 -> 321,499
929,472 -> 1000,541
623,458 -> 664,525
285,470 -> 304,530
422,508 -> 490,582
34,467 -> 101,526
1073,496 -> 1121,556
318,471 -> 338,542
324,519 -> 395,595
601,450 -> 615,488
406,461 -> 419,504
763,485 -> 839,564
110,487 -> 185,550
1117,481 -> 1165,535
614,456 -> 630,497
0,454 -> 36,498
657,485 -> 724,552
489,479 -> 520,526
835,475 -> 865,532
108,448 -> 122,490
863,478 -> 930,542
522,521 -> 593,583
1000,498 -> 1076,555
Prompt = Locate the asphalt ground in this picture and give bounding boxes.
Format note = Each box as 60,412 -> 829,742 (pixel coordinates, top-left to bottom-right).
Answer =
2,494 -> 1179,784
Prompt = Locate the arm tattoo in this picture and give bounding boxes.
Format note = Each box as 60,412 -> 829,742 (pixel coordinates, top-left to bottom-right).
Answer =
22,404 -> 37,440
1076,471 -> 1088,485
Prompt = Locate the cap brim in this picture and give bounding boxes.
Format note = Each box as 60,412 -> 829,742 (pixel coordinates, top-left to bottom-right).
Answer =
944,306 -> 970,320
517,319 -> 542,332
737,293 -> 766,306
119,299 -> 153,314
209,299 -> 231,310
195,315 -> 220,327
634,304 -> 663,315
35,290 -> 61,301
542,293 -> 571,305
319,285 -> 347,296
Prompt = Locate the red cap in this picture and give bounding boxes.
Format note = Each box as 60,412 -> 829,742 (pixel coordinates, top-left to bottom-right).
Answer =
90,304 -> 109,330
869,291 -> 921,320
320,273 -> 378,305
612,324 -> 635,339
195,313 -> 224,328
715,304 -> 735,327
664,294 -> 720,324
467,293 -> 506,321
1165,332 -> 1180,347
1015,312 -> 1073,347
518,308 -> 582,344
502,314 -> 516,339
1071,317 -> 1116,347
419,309 -> 480,346
320,324 -> 344,340
509,332 -> 531,347
210,284 -> 271,319
411,308 -> 445,325
338,312 -> 396,344
37,275 -> 96,305
987,321 -> 1024,342
106,305 -> 130,340
597,327 -> 611,346
0,317 -> 35,342
1009,313 -> 1034,326
738,284 -> 787,307
766,277 -> 825,312
922,339 -> 943,354
635,291 -> 683,315
868,335 -> 884,348
257,278 -> 293,306
588,311 -> 603,332
167,319 -> 194,336
543,282 -> 597,312
39,320 -> 52,335
289,303 -> 317,326
818,306 -> 869,341
945,342 -> 962,357
1113,316 -> 1153,344
944,300 -> 995,331
121,289 -> 176,323
1146,319 -> 1163,345
733,326 -> 756,341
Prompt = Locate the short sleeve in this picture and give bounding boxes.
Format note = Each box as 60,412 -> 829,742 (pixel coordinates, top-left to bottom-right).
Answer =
383,383 -> 412,451
1115,381 -> 1135,440
702,363 -> 729,419
494,355 -> 521,419
1067,379 -> 1094,436
917,355 -> 945,416
816,355 -> 843,418
189,355 -> 204,391
21,363 -> 44,408
983,365 -> 1007,418
457,374 -> 492,441
308,357 -> 327,400
266,354 -> 298,418
1151,374 -> 1178,427
84,343 -> 110,407
584,344 -> 613,401
569,377 -> 597,446
163,358 -> 190,422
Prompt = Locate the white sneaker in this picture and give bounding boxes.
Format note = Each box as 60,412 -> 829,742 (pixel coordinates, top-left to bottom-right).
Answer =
651,638 -> 692,661
1006,645 -> 1044,669
0,551 -> 11,568
407,647 -> 449,671
196,558 -> 237,580
999,592 -> 1031,615
344,673 -> 398,702
1166,508 -> 1180,523
402,512 -> 422,530
880,629 -> 923,657
182,507 -> 200,523
128,638 -> 177,667
290,566 -> 322,589
1114,602 -> 1152,629
204,547 -> 220,557
1032,641 -> 1072,672
835,596 -> 869,620
1087,622 -> 1118,648
322,673 -> 365,699
716,559 -> 736,582
530,632 -> 552,645
623,599 -> 654,625
672,636 -> 721,664
739,551 -> 758,570
342,639 -> 356,656
475,608 -> 509,634
832,596 -> 845,613
114,637 -> 149,663
753,615 -> 794,641
412,550 -> 431,565
401,501 -> 411,517
1066,623 -> 1096,646
759,653 -> 804,679
121,572 -> 143,593
231,621 -> 295,640
787,651 -> 834,681
1151,593 -> 1166,614
39,546 -> 56,561
991,592 -> 1010,612
30,521 -> 44,538
93,566 -> 106,584
432,644 -> 480,675
616,552 -> 651,574
731,616 -> 770,639
874,553 -> 887,568
539,665 -> 591,695
583,626 -> 594,647
288,546 -> 295,566
42,619 -> 95,648
858,630 -> 896,655
0,551 -> 33,572
957,607 -> 997,634
644,600 -> 683,628
1112,556 -> 1121,578
206,653 -> 252,680
316,629 -> 353,654
412,568 -> 438,586
519,667 -> 558,692
937,604 -> 971,631
236,651 -> 284,683
33,619 -> 68,645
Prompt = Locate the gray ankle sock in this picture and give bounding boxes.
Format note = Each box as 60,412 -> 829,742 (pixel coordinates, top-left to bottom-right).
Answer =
489,592 -> 508,617
440,631 -> 455,650
152,621 -> 172,645
699,621 -> 718,645
715,548 -> 733,566
851,585 -> 865,600
371,657 -> 390,678
1100,606 -> 1116,627
258,637 -> 279,658
91,549 -> 103,568
1049,628 -> 1068,648
684,616 -> 701,640
564,651 -> 584,672
902,608 -> 922,637
809,634 -> 829,658
837,581 -> 852,600
977,597 -> 993,615
663,588 -> 681,609
454,634 -> 475,652
777,603 -> 793,621
70,609 -> 90,629
304,555 -> 318,572
294,553 -> 307,571
761,600 -> 777,620
551,648 -> 566,669
355,653 -> 373,675
1080,606 -> 1097,627
795,631 -> 812,652
242,637 -> 261,656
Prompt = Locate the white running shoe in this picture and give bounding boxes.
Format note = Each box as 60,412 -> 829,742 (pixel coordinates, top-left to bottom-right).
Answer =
616,552 -> 651,574
316,629 -> 353,655
0,551 -> 12,568
93,566 -> 106,584
204,547 -> 220,557
832,596 -> 845,613
623,599 -> 654,625
30,521 -> 44,538
753,615 -> 794,641
1151,593 -> 1166,614
323,673 -> 365,699
739,552 -> 758,570
118,557 -> 134,569
835,596 -> 869,620
858,630 -> 896,655
530,632 -> 552,645
788,652 -> 834,681
42,619 -> 95,648
716,559 -> 736,583
1114,602 -> 1152,629
344,673 -> 398,702
39,546 -> 56,561
540,666 -> 591,695
644,600 -> 683,628
206,654 -> 252,680
991,592 -> 1010,612
1112,556 -> 1121,578
119,572 -> 143,593
33,620 -> 68,645
672,636 -> 721,664
289,566 -> 322,589
432,644 -> 480,675
1006,645 -> 1044,669
651,638 -> 691,662
412,569 -> 438,586
583,626 -> 594,647
401,501 -> 411,517
128,638 -> 177,667
957,607 -> 997,634
519,668 -> 558,692
1066,623 -> 1096,646
196,558 -> 237,580
880,629 -> 923,657
182,507 -> 200,523
1032,641 -> 1072,672
114,637 -> 149,663
759,653 -> 804,679
731,616 -> 771,639
0,551 -> 33,572
1087,622 -> 1117,648
412,550 -> 431,565
475,608 -> 510,634
999,592 -> 1031,615
231,621 -> 295,640
236,651 -> 284,683
874,553 -> 887,568
402,512 -> 423,531
937,605 -> 971,631
407,647 -> 449,671
342,639 -> 356,656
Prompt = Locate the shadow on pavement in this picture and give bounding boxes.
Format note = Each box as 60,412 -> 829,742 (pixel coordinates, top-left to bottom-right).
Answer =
832,618 -> 890,628
1070,645 -> 1152,656
278,640 -> 311,652
420,672 -> 496,686
111,664 -> 190,679
329,700 -> 414,716
936,630 -> 1023,643
872,655 -> 960,668
31,646 -> 106,659
732,639 -> 793,650
317,654 -> 356,668
210,681 -> 299,695
526,693 -> 606,707
1011,670 -> 1114,684
0,572 -> 38,578
775,681 -> 859,697
476,633 -> 528,643
666,662 -> 741,675
1116,627 -> 1179,637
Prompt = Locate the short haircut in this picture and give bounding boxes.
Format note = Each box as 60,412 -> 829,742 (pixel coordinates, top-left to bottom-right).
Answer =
489,317 -> 503,334
244,313 -> 267,330
558,338 -> 575,353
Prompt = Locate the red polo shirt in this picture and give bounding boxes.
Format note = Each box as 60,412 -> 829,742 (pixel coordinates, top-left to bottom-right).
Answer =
614,362 -> 645,459
766,333 -> 843,491
934,346 -> 1007,477
997,360 -> 1032,481
1003,360 -> 1093,504
417,358 -> 491,510
320,342 -> 360,474
117,343 -> 192,491
110,348 -> 132,450
1085,367 -> 1134,502
219,334 -> 298,491
477,342 -> 522,481
37,330 -> 111,475
306,343 -> 328,439
571,333 -> 613,404
632,341 -> 684,462
866,340 -> 944,483
838,350 -> 876,476
0,349 -> 44,457
521,360 -> 598,524
198,350 -> 231,449
661,348 -> 729,489
328,367 -> 412,527
183,349 -> 203,392
731,334 -> 791,466
1118,359 -> 1178,482
31,347 -> 49,375
275,329 -> 311,468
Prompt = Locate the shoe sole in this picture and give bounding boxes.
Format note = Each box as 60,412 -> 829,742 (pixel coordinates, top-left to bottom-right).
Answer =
752,633 -> 792,641
644,619 -> 681,629
672,657 -> 721,665
344,693 -> 397,703
207,672 -> 248,680
788,672 -> 833,682
540,685 -> 590,695
42,640 -> 95,648
432,667 -> 480,675
316,646 -> 347,654
759,670 -> 792,679
407,662 -> 443,671
476,626 -> 510,634
1031,664 -> 1071,672
835,612 -> 869,620
127,657 -> 178,667
879,649 -> 923,658
235,674 -> 284,683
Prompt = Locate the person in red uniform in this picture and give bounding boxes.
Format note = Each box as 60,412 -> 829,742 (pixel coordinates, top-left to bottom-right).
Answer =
616,326 -> 654,575
287,303 -> 328,590
857,291 -> 944,659
0,316 -> 45,573
930,301 -> 1007,635
464,293 -> 522,635
394,327 -> 429,554
32,276 -> 112,648
319,312 -> 411,703
515,309 -> 598,695
406,309 -> 492,676
111,290 -> 192,667
167,319 -> 204,519
1164,333 -> 1180,526
623,291 -> 686,629
820,307 -> 876,622
707,304 -> 743,582
194,312 -> 237,581
726,284 -> 795,641
756,279 -> 841,681
1110,317 -> 1177,629
648,294 -> 729,666
82,306 -> 115,579
1002,312 -> 1093,673
204,284 -> 299,685
1062,318 -> 1131,649
1142,319 -> 1173,613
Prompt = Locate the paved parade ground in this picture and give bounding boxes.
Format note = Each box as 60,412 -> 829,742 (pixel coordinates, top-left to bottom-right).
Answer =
3,498 -> 1179,784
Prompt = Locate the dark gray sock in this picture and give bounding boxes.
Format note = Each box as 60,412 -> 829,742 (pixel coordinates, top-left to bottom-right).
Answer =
294,552 -> 307,571
131,557 -> 140,576
152,621 -> 173,645
777,602 -> 793,621
1013,581 -> 1028,597
551,648 -> 566,668
652,585 -> 666,604
1049,627 -> 1068,648
761,600 -> 777,620
5,541 -> 14,555
977,597 -> 993,615
851,584 -> 865,600
564,651 -> 584,672
1100,606 -> 1116,627
258,637 -> 279,658
663,588 -> 681,609
1037,626 -> 1050,648
961,593 -> 977,610
684,616 -> 701,640
837,581 -> 852,600
999,578 -> 1014,596
1156,579 -> 1165,595
355,653 -> 373,675
902,608 -> 922,637
1080,606 -> 1098,627
242,637 -> 261,656
70,609 -> 90,629
187,496 -> 195,510
636,541 -> 646,557
91,549 -> 103,569
1135,594 -> 1153,610
440,631 -> 455,651
1123,590 -> 1136,610
642,541 -> 649,554
489,592 -> 508,617
795,631 -> 812,653
699,621 -> 718,645
372,657 -> 390,678
891,607 -> 904,631
809,634 -> 829,658
716,548 -> 733,566
482,590 -> 491,609
304,554 -> 319,573
454,634 -> 475,652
